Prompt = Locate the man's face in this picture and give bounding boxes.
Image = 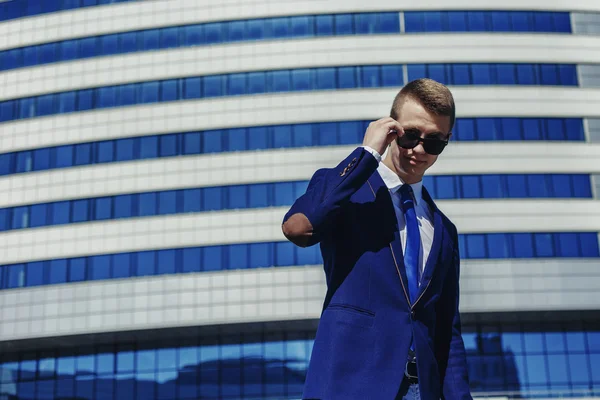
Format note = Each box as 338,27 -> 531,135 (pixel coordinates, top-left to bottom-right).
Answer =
387,98 -> 452,182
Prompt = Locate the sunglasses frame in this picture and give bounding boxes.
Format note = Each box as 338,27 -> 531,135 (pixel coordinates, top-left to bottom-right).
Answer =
396,132 -> 450,155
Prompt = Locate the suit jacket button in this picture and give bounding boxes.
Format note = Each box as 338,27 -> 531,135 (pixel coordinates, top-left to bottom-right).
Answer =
411,310 -> 416,320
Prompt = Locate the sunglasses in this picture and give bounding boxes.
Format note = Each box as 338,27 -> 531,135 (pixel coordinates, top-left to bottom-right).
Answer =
396,130 -> 449,156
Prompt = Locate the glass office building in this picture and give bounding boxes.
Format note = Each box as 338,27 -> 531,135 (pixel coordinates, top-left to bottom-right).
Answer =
0,1 -> 599,398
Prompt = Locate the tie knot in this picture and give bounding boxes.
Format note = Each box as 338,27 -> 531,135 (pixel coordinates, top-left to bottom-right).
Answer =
397,184 -> 415,210
399,184 -> 413,199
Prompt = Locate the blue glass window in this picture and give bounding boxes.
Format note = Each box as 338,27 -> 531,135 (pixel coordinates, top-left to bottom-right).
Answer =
338,67 -> 357,88
291,16 -> 313,36
291,69 -> 311,91
335,14 -> 353,35
316,15 -> 334,36
204,75 -> 224,97
139,136 -> 158,159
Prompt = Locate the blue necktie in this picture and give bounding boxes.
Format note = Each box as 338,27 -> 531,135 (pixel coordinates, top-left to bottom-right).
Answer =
399,184 -> 421,307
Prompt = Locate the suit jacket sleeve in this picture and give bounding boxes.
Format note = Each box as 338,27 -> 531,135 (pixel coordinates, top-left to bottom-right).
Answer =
436,227 -> 473,400
282,146 -> 379,247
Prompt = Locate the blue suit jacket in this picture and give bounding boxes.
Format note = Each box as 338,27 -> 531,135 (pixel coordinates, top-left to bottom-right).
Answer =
283,147 -> 473,400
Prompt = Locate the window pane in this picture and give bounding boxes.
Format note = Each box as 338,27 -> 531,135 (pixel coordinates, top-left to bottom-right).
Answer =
90,255 -> 111,280
136,251 -> 156,276
139,136 -> 158,159
204,187 -> 223,211
273,125 -> 292,148
460,176 -> 481,198
48,260 -> 68,284
338,67 -> 357,88
248,127 -> 269,150
12,206 -> 29,229
95,197 -> 112,220
203,246 -> 223,271
138,193 -> 157,216
269,71 -> 290,92
513,233 -> 534,257
487,233 -> 510,258
184,78 -> 202,99
139,82 -> 159,103
247,72 -> 266,94
481,175 -> 503,198
424,12 -> 443,32
158,191 -> 178,214
112,253 -> 131,279
335,14 -> 353,34
466,235 -> 486,258
316,15 -> 334,36
228,73 -> 246,95
182,248 -> 202,273
160,79 -> 179,102
159,134 -> 178,157
114,194 -> 134,218
435,176 -> 456,199
26,261 -> 45,287
51,201 -> 71,225
506,175 -> 527,197
361,66 -> 380,87
291,69 -> 311,91
97,141 -> 114,163
204,130 -> 223,153
69,258 -> 87,282
534,233 -> 555,257
291,16 -> 313,36
203,75 -> 224,97
115,138 -> 135,161
30,204 -> 48,227
183,132 -> 202,155
160,27 -> 179,49
523,118 -> 542,140
293,124 -> 313,147
381,65 -> 402,87
471,64 -> 492,84
316,68 -> 336,90
183,25 -> 204,46
157,249 -> 176,274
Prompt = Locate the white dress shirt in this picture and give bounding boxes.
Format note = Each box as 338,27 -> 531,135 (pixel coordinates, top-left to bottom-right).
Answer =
363,146 -> 434,281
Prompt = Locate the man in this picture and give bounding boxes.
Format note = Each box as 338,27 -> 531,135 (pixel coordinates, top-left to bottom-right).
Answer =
282,78 -> 472,399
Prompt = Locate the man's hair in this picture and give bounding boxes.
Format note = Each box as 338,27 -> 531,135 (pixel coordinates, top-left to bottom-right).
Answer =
390,78 -> 456,132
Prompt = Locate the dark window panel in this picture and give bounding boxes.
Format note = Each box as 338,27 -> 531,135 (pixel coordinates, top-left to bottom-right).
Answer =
204,75 -> 224,97
227,128 -> 248,152
95,197 -> 113,220
316,68 -> 336,90
527,175 -> 550,197
404,12 -> 424,32
271,17 -> 290,38
112,253 -> 131,279
159,134 -> 179,157
580,233 -> 600,257
183,25 -> 205,46
184,78 -> 202,99
114,194 -> 134,218
379,12 -> 400,33
491,11 -> 511,32
228,73 -> 247,95
291,16 -> 314,36
487,233 -> 511,258
160,27 -> 180,49
247,72 -> 266,94
571,175 -> 592,198
513,233 -> 534,258
334,14 -> 353,34
316,15 -> 334,36
204,130 -> 224,153
158,191 -> 178,215
338,67 -> 357,88
556,233 -> 580,257
291,69 -> 312,91
534,233 -> 555,257
138,193 -> 157,216
101,34 -> 119,54
48,259 -> 68,285
115,138 -> 135,161
522,118 -> 542,140
466,234 -> 487,258
424,11 -> 444,32
183,132 -> 202,154
30,204 -> 48,227
136,251 -> 156,276
69,258 -> 87,282
460,176 -> 481,198
248,126 -> 269,150
182,248 -> 202,273
139,136 -> 159,159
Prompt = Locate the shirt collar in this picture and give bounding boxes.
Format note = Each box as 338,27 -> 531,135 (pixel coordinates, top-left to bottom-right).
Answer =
377,162 -> 423,205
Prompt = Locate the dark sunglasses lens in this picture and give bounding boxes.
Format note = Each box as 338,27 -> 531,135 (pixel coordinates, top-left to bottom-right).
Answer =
423,140 -> 446,155
397,134 -> 419,149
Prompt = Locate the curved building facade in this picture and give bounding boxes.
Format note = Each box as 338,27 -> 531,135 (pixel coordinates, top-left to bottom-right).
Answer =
0,1 -> 600,399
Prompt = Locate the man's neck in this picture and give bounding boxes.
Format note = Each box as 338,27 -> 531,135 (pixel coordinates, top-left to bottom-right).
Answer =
382,155 -> 422,185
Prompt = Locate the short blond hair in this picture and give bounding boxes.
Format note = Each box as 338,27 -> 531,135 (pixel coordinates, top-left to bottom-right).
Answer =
390,78 -> 456,132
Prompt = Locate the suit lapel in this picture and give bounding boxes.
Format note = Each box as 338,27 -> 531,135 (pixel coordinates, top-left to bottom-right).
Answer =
416,187 -> 444,299
367,171 -> 411,306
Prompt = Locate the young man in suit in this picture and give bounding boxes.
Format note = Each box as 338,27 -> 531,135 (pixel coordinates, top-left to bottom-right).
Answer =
282,78 -> 473,399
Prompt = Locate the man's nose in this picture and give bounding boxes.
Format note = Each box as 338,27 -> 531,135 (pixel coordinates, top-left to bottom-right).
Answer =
412,142 -> 426,155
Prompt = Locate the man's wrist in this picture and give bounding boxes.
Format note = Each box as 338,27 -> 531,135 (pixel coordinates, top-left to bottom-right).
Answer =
361,145 -> 382,163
